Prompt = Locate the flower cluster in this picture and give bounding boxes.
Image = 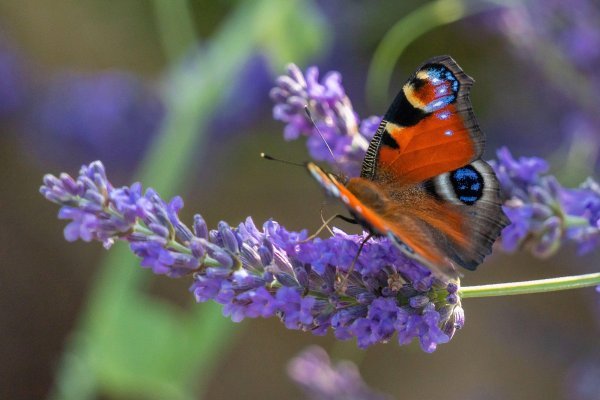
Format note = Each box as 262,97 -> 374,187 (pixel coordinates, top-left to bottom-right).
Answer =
288,346 -> 391,400
270,63 -> 380,176
491,147 -> 600,257
41,161 -> 463,352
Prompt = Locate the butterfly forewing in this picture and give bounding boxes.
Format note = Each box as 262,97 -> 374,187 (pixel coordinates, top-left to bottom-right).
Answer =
361,55 -> 484,185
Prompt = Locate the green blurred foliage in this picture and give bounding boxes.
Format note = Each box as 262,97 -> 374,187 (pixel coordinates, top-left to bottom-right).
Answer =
49,1 -> 327,399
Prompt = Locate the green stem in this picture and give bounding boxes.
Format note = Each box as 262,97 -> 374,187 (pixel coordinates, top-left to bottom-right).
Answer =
460,273 -> 600,298
366,0 -> 494,110
152,0 -> 197,63
564,215 -> 593,228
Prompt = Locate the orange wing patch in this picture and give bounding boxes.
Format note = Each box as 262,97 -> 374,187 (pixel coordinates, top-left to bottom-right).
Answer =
307,163 -> 391,235
379,112 -> 477,184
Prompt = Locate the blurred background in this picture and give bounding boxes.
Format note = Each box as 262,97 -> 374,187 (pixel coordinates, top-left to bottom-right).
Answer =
1,0 -> 599,399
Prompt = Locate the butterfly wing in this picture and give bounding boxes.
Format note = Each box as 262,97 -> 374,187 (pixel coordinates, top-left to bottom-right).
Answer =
307,162 -> 460,278
309,56 -> 508,277
311,161 -> 507,276
307,162 -> 391,235
361,55 -> 484,185
404,159 -> 509,271
359,56 -> 508,274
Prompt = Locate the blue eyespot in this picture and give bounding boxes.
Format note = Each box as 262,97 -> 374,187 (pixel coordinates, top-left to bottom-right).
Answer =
450,166 -> 484,205
423,66 -> 459,113
453,167 -> 478,181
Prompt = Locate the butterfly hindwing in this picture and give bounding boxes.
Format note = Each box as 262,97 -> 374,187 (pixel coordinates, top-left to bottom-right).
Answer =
421,159 -> 509,270
345,159 -> 507,274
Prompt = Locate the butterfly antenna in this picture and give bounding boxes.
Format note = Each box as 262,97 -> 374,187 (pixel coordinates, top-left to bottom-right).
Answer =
260,153 -> 305,168
304,106 -> 337,163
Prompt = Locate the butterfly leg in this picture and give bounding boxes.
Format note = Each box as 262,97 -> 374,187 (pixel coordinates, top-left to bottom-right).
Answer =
319,203 -> 335,236
302,213 -> 358,242
337,214 -> 359,224
336,232 -> 374,293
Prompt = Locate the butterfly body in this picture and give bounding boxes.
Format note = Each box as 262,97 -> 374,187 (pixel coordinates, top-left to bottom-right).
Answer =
308,56 -> 508,279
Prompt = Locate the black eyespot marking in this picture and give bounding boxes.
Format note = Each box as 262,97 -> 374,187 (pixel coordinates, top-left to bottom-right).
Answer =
410,77 -> 427,90
449,166 -> 483,205
380,131 -> 399,149
384,87 -> 427,127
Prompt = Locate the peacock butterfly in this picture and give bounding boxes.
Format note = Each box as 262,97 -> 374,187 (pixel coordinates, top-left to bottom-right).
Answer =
308,55 -> 509,279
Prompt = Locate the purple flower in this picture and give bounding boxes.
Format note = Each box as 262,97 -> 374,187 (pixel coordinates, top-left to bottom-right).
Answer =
270,64 -> 380,176
288,346 -> 392,400
41,160 -> 463,351
28,71 -> 164,169
494,0 -> 600,72
491,147 -> 600,256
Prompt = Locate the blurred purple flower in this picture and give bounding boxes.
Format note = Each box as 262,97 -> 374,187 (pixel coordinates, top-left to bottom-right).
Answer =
0,33 -> 27,118
208,54 -> 273,135
270,64 -> 379,176
564,356 -> 600,400
495,0 -> 600,71
288,346 -> 392,400
487,0 -> 600,253
491,147 -> 600,257
489,1 -> 600,166
40,160 -> 464,351
27,71 -> 165,169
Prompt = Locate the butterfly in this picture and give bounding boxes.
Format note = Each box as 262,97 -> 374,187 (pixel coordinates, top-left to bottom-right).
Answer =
308,55 -> 509,279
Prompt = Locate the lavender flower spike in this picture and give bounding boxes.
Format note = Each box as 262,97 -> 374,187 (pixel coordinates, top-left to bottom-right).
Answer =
41,161 -> 464,351
491,147 -> 600,257
271,64 -> 381,176
288,346 -> 392,400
